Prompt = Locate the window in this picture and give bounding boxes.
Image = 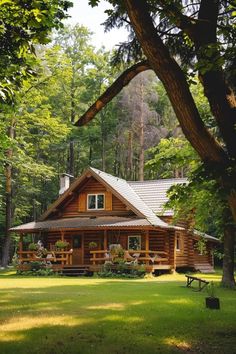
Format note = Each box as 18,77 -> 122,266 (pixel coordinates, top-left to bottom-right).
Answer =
128,236 -> 141,250
176,232 -> 182,251
87,194 -> 105,210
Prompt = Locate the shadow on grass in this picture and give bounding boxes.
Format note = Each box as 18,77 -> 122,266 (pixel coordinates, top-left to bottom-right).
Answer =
0,278 -> 236,354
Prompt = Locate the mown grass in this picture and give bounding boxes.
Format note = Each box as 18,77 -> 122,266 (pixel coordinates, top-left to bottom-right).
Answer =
0,270 -> 235,354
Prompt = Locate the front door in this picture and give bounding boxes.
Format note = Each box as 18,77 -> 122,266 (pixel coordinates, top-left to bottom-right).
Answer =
72,235 -> 83,264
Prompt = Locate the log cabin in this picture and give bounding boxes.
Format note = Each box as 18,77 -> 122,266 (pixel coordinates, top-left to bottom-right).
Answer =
11,167 -> 219,275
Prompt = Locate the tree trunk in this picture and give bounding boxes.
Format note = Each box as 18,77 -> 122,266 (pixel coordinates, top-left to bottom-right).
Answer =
2,125 -> 14,267
100,111 -> 106,171
221,225 -> 235,288
68,74 -> 76,175
68,141 -> 74,175
127,130 -> 133,180
139,80 -> 144,181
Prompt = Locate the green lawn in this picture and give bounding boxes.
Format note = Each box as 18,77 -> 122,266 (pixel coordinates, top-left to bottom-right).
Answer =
0,270 -> 235,354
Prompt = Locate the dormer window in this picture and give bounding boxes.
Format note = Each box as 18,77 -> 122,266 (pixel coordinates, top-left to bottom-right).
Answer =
87,194 -> 105,210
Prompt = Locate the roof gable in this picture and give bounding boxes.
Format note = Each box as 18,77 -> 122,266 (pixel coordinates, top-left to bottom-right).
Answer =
40,167 -> 170,228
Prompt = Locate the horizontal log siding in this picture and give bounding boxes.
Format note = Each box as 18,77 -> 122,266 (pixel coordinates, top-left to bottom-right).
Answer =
60,196 -> 79,218
57,177 -> 130,217
112,195 -> 127,211
82,177 -> 107,193
168,230 -> 175,269
149,230 -> 167,252
107,230 -> 145,249
193,242 -> 213,266
187,236 -> 195,267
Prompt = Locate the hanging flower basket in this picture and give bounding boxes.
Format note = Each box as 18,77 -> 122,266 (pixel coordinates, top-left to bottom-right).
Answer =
55,240 -> 70,250
89,242 -> 98,249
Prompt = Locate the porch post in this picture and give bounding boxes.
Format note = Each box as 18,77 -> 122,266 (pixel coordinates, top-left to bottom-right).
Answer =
145,230 -> 149,265
19,234 -> 23,262
60,230 -> 65,241
104,230 -> 108,250
19,234 -> 23,252
173,231 -> 177,273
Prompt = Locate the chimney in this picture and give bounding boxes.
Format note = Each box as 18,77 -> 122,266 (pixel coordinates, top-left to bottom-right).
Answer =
59,173 -> 73,195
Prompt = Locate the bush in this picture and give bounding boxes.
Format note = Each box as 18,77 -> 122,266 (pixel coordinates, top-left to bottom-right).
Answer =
17,268 -> 57,276
28,243 -> 38,251
30,261 -> 43,271
97,263 -> 146,279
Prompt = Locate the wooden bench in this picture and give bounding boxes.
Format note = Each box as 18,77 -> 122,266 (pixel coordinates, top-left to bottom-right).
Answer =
185,275 -> 209,291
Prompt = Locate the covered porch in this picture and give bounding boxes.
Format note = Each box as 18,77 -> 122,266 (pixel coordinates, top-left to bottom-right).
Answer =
12,216 -> 178,273
16,230 -> 176,274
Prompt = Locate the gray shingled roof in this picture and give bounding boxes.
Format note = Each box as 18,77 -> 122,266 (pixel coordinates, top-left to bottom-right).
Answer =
193,229 -> 219,243
10,216 -> 153,231
129,178 -> 187,216
11,168 -> 186,232
90,168 -> 171,228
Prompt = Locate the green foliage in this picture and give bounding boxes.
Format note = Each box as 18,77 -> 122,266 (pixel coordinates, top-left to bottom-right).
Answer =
97,262 -> 146,278
28,243 -> 38,251
207,281 -> 216,298
17,268 -> 55,276
145,135 -> 230,238
146,137 -> 197,178
55,240 -> 70,249
29,261 -> 43,271
0,0 -> 72,101
88,242 -> 98,249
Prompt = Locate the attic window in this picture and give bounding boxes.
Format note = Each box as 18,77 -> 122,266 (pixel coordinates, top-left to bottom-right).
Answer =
87,194 -> 105,210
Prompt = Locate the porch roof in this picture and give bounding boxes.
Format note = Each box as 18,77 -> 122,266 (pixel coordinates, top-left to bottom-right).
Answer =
10,216 -> 183,232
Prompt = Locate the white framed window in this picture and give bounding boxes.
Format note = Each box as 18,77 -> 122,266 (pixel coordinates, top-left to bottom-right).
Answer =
87,194 -> 105,210
176,232 -> 182,252
128,235 -> 141,250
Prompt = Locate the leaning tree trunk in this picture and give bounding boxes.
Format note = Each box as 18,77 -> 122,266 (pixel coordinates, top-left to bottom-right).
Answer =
2,125 -> 14,267
222,225 -> 235,288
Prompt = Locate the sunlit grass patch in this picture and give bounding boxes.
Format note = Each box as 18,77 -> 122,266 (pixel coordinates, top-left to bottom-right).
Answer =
0,270 -> 235,354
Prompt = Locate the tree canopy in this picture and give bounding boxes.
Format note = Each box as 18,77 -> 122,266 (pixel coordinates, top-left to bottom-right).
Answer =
0,0 -> 72,101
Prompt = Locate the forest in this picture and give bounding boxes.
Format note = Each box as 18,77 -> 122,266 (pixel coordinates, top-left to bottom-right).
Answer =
0,0 -> 235,287
0,25 -> 185,255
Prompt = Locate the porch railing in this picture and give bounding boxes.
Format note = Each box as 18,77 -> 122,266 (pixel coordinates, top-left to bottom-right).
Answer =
90,250 -> 168,265
17,250 -> 73,266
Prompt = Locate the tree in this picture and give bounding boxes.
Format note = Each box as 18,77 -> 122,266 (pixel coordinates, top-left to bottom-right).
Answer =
0,0 -> 72,102
0,69 -> 70,267
77,1 -> 236,287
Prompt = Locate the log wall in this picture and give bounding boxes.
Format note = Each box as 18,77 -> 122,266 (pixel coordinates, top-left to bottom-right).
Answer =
57,176 -> 130,218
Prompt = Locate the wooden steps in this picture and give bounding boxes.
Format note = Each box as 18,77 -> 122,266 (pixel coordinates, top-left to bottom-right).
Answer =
194,263 -> 215,273
62,265 -> 91,277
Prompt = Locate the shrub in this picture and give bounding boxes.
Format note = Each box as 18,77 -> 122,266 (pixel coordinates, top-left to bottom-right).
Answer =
28,243 -> 38,251
29,261 -> 43,271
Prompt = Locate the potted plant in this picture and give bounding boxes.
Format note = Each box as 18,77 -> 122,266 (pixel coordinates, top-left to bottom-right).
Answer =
55,240 -> 70,250
205,281 -> 220,310
28,243 -> 38,251
89,241 -> 98,249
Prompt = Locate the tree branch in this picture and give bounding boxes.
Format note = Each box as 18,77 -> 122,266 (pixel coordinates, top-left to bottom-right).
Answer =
75,60 -> 151,126
123,0 -> 226,165
196,0 -> 236,158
